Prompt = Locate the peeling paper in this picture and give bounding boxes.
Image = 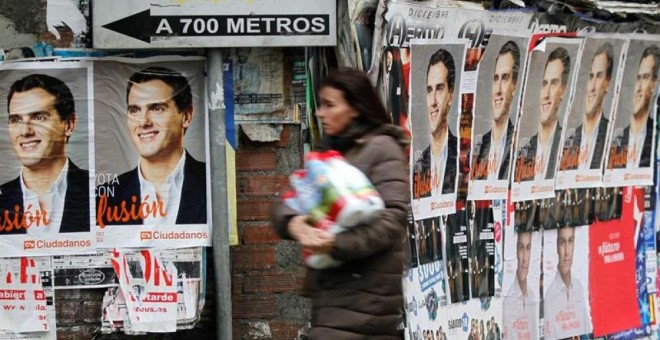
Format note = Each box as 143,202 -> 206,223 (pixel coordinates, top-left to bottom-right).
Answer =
240,124 -> 283,142
46,0 -> 87,40
110,250 -> 178,333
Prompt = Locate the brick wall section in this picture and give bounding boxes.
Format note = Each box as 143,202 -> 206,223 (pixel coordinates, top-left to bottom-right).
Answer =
232,124 -> 310,339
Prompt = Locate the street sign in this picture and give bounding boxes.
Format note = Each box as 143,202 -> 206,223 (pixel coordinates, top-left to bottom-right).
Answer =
93,0 -> 336,49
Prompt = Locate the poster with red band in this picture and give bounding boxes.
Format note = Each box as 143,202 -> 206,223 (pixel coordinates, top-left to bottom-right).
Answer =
589,188 -> 640,336
0,257 -> 50,334
110,249 -> 178,333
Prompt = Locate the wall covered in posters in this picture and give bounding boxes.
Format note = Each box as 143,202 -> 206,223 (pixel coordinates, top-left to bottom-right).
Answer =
380,1 -> 660,340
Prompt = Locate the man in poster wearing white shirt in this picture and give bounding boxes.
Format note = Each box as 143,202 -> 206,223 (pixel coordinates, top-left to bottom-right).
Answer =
544,227 -> 591,339
503,231 -> 539,340
0,73 -> 90,235
412,48 -> 458,198
516,47 -> 569,182
474,40 -> 520,181
97,66 -> 207,227
561,43 -> 613,171
608,45 -> 659,169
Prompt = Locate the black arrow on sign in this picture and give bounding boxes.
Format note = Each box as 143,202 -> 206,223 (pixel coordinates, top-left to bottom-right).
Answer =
103,9 -> 330,43
103,9 -> 154,43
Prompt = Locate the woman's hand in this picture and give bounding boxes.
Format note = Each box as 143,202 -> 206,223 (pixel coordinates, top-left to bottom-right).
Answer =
288,215 -> 336,254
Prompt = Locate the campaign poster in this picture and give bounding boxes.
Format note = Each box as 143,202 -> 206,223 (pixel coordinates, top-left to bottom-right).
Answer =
446,10 -> 533,199
410,40 -> 466,218
469,34 -> 530,200
542,226 -> 592,339
502,224 -> 541,340
0,62 -> 95,256
603,38 -> 659,187
511,37 -> 582,201
556,37 -> 626,189
94,57 -> 211,248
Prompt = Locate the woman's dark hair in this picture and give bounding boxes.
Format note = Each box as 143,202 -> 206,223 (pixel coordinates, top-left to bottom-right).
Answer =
319,68 -> 391,126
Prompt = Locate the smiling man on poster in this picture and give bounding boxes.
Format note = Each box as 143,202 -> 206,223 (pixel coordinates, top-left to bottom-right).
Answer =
503,231 -> 538,340
545,227 -> 591,339
412,48 -> 458,198
608,45 -> 659,170
96,66 -> 207,227
561,43 -> 613,171
474,40 -> 520,181
0,73 -> 90,235
516,47 -> 570,182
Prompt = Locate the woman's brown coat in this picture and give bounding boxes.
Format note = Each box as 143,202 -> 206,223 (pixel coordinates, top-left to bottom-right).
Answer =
271,128 -> 410,339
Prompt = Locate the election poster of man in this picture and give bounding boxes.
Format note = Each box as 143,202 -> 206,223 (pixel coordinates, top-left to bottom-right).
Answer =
604,38 -> 659,188
93,57 -> 211,248
469,34 -> 529,200
409,39 -> 466,219
0,61 -> 94,256
511,37 -> 583,201
542,226 -> 593,339
556,37 -> 626,190
502,223 -> 541,340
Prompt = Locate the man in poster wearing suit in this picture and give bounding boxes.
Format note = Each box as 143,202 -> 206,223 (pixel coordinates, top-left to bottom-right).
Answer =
561,43 -> 614,171
516,47 -> 570,182
474,40 -> 520,181
608,45 -> 659,169
412,48 -> 458,198
97,66 -> 207,227
0,73 -> 90,235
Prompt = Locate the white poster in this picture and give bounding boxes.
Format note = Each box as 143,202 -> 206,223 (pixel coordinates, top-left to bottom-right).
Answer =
0,62 -> 95,256
93,57 -> 212,248
0,258 -> 52,336
469,34 -> 530,200
410,39 -> 467,218
603,37 -> 659,187
555,37 -> 626,189
110,249 -> 178,333
511,37 -> 583,201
